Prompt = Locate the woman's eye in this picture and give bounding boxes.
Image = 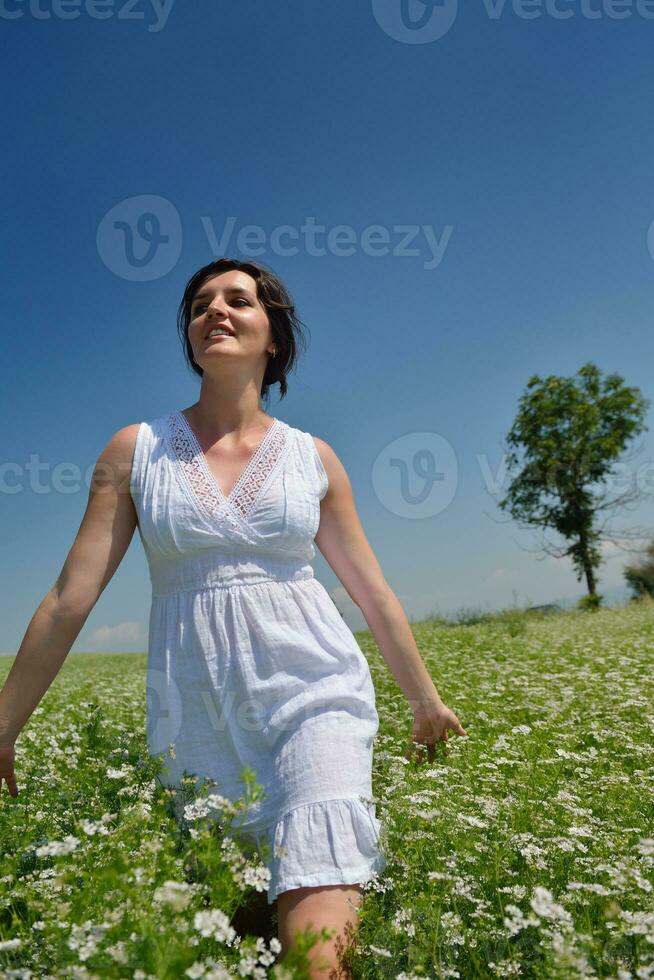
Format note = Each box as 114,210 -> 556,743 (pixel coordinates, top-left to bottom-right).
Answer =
193,299 -> 248,314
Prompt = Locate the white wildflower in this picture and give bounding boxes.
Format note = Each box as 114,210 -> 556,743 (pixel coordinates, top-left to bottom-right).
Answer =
414,808 -> 439,820
240,863 -> 271,893
566,881 -> 611,896
503,903 -> 540,936
79,818 -> 111,836
185,963 -> 206,978
368,944 -> 392,957
106,941 -> 128,964
392,907 -> 415,937
35,835 -> 80,857
184,794 -> 237,822
106,765 -> 132,779
193,909 -> 237,945
66,920 -> 110,961
204,964 -> 234,980
530,886 -> 572,926
568,825 -> 594,838
459,814 -> 488,828
153,880 -> 193,911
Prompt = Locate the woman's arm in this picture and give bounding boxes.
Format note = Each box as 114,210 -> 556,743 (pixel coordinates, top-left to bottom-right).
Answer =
312,436 -> 468,759
0,424 -> 142,795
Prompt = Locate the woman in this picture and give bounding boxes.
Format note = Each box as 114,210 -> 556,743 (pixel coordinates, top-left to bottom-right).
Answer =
0,257 -> 467,977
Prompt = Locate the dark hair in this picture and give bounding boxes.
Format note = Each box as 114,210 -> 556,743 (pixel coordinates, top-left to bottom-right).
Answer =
176,258 -> 309,404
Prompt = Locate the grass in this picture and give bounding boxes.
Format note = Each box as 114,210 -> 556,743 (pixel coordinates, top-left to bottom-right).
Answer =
0,594 -> 652,978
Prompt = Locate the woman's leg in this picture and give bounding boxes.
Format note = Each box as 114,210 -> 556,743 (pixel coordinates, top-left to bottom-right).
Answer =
276,883 -> 364,979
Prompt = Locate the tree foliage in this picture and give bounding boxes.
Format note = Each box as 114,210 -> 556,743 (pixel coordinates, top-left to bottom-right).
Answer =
623,540 -> 654,599
498,362 -> 650,598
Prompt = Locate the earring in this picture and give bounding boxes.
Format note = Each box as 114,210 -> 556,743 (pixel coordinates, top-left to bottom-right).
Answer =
270,348 -> 277,358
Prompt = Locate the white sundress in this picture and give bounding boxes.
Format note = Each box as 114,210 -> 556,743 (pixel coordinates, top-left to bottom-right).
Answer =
129,410 -> 387,903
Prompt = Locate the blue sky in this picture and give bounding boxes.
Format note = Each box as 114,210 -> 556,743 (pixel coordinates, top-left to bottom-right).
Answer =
2,0 -> 653,653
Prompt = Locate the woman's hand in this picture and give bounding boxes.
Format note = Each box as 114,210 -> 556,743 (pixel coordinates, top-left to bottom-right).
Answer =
0,744 -> 18,798
405,696 -> 468,763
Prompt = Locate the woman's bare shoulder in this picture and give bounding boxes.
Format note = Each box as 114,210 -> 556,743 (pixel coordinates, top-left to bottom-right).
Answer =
94,423 -> 144,486
102,423 -> 142,455
310,435 -> 351,491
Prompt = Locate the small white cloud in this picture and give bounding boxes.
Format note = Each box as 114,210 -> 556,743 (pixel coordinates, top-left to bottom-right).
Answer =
83,622 -> 141,651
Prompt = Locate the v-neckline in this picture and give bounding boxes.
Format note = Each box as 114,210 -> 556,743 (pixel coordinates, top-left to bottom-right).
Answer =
169,409 -> 288,523
175,411 -> 279,504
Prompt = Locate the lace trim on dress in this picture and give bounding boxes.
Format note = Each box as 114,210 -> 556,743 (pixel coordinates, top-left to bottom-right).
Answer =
169,412 -> 224,516
168,411 -> 288,521
226,422 -> 287,518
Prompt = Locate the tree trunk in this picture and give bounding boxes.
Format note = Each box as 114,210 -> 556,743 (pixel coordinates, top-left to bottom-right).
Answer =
578,527 -> 597,595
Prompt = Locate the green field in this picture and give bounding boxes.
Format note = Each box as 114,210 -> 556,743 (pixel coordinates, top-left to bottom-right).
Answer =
1,598 -> 653,979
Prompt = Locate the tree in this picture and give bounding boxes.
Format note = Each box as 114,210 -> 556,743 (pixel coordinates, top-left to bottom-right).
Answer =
623,540 -> 654,599
497,362 -> 651,601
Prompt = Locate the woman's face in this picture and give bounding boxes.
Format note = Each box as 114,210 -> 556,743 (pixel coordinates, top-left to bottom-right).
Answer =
187,269 -> 273,371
